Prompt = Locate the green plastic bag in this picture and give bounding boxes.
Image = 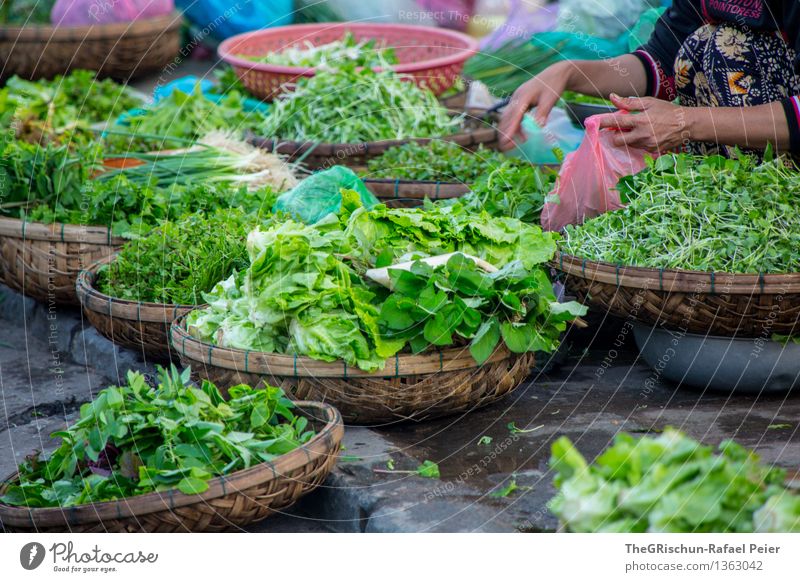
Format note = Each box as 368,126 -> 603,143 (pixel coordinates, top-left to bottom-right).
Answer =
273,166 -> 379,224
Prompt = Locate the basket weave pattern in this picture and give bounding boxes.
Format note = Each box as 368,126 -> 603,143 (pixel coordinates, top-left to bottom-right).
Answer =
364,179 -> 469,208
218,23 -> 477,100
0,218 -> 124,305
76,258 -> 193,362
171,314 -> 534,424
556,253 -> 800,337
0,13 -> 181,81
0,402 -> 342,533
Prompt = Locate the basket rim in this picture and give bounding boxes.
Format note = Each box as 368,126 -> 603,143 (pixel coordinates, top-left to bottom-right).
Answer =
170,311 -> 511,378
0,401 -> 342,528
248,108 -> 498,155
76,255 -> 197,320
0,11 -> 182,38
0,216 -> 125,245
555,252 -> 800,293
217,22 -> 478,77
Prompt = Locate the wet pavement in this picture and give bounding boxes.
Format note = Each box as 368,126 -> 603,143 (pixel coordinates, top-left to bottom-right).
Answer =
2,284 -> 799,532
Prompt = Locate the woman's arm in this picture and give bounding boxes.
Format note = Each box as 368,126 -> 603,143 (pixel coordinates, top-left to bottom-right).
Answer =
599,95 -> 793,153
497,55 -> 648,150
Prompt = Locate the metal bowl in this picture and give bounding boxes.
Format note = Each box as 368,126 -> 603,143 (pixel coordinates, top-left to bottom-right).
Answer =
564,101 -> 616,127
633,323 -> 800,394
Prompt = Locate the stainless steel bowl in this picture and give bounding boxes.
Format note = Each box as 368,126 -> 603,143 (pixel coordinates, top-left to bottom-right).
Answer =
633,323 -> 800,394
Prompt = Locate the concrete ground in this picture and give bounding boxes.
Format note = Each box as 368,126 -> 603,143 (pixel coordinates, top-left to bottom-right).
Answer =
1,284 -> 798,533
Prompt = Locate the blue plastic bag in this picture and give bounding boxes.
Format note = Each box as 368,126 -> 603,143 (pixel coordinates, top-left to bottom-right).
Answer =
511,107 -> 584,165
175,0 -> 293,42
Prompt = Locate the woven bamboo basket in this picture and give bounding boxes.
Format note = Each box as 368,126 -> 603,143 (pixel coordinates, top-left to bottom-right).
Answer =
0,218 -> 125,305
248,109 -> 499,170
76,257 -> 194,363
363,178 -> 470,208
555,252 -> 800,337
0,402 -> 342,533
170,313 -> 535,425
0,13 -> 182,81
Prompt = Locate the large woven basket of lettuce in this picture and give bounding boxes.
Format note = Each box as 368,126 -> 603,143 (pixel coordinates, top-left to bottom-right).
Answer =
170,189 -> 584,424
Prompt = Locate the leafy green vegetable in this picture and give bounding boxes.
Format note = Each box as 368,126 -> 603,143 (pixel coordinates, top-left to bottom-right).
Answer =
490,477 -> 525,498
416,460 -> 440,479
386,459 -> 395,470
364,141 -> 510,184
0,367 -> 316,508
262,66 -> 461,143
561,91 -> 613,106
118,85 -> 265,142
478,436 -> 493,446
563,152 -> 800,273
549,429 -> 800,533
97,209 -> 267,305
378,253 -> 585,363
241,32 -> 398,69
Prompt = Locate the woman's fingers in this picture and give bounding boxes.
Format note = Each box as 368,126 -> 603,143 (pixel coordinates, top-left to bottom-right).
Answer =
498,86 -> 537,150
597,113 -> 639,131
610,93 -> 649,112
533,90 -> 560,126
611,127 -> 657,151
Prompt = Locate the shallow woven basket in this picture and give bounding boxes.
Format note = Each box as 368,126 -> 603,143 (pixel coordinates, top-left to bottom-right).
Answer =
363,178 -> 470,208
248,109 -> 499,170
0,13 -> 182,81
555,252 -> 800,337
170,313 -> 534,425
0,218 -> 125,305
76,257 -> 194,363
0,402 -> 342,533
217,22 -> 477,100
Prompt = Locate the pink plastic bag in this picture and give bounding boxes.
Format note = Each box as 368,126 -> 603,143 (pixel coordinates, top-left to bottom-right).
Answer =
51,0 -> 174,26
541,114 -> 654,232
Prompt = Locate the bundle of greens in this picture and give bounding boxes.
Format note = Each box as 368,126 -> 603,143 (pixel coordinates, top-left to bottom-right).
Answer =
98,134 -> 299,192
0,70 -> 141,139
262,66 -> 461,143
549,429 -> 800,533
364,141 -> 509,183
379,254 -> 585,363
562,152 -> 800,273
242,32 -> 398,69
97,209 -> 265,305
346,200 -> 557,271
450,160 -> 557,223
0,367 -> 316,507
188,208 -> 400,372
117,86 -> 265,143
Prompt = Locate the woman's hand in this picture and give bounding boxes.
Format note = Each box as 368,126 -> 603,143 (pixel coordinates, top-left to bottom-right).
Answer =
598,94 -> 689,153
497,61 -> 573,150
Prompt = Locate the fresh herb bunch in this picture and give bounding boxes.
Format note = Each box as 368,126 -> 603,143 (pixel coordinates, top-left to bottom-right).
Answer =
549,429 -> 800,533
23,175 -> 276,238
188,203 -> 402,372
364,141 -> 509,183
0,0 -> 55,24
0,70 -> 141,130
451,160 -> 557,223
0,137 -> 102,213
119,86 -> 265,142
98,209 -> 265,305
379,254 -> 585,364
262,66 -> 460,143
562,152 -> 800,273
242,32 -> 398,69
0,367 -> 316,507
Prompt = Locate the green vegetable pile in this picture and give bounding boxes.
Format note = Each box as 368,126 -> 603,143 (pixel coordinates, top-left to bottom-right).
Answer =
262,66 -> 460,143
0,367 -> 316,507
97,209 -> 267,305
242,32 -> 398,69
1,0 -> 54,24
450,160 -> 557,224
117,86 -> 265,143
562,152 -> 800,273
187,192 -> 583,371
1,70 -> 141,143
561,91 -> 613,106
549,429 -> 800,533
380,254 -> 584,363
364,141 -> 509,183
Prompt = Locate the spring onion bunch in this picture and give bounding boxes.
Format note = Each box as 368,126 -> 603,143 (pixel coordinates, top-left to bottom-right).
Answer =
262,66 -> 461,143
562,152 -> 800,273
